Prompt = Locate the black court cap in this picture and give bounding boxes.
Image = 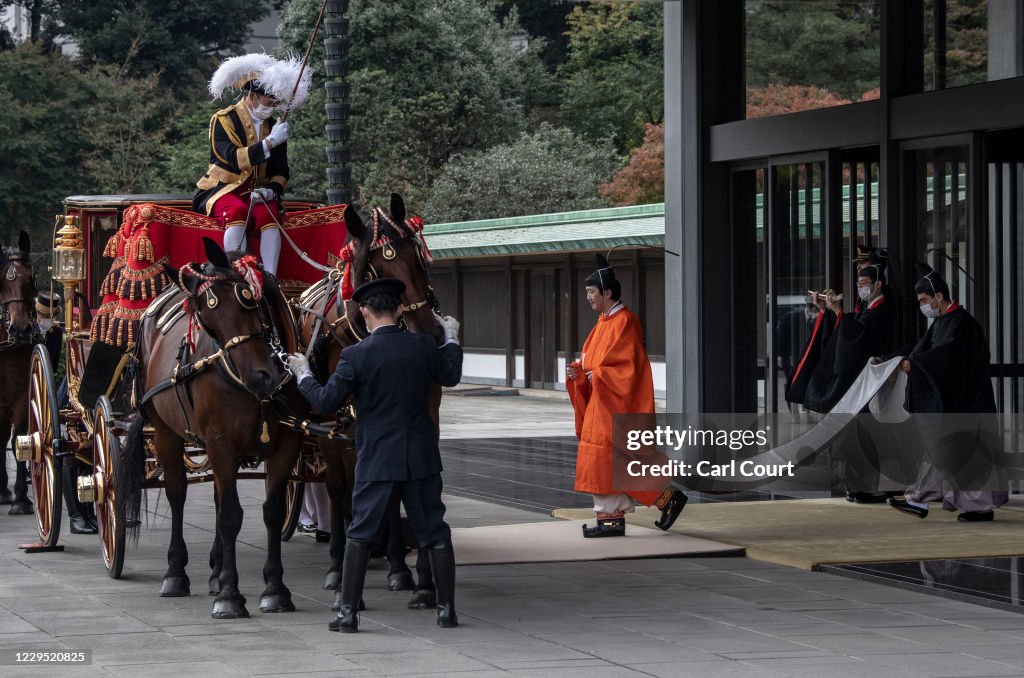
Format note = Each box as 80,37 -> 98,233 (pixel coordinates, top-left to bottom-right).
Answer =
352,278 -> 406,304
243,80 -> 272,97
36,290 -> 62,308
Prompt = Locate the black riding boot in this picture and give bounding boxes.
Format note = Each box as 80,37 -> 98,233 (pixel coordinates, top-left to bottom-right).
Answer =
408,547 -> 436,609
428,538 -> 457,628
62,462 -> 96,534
386,505 -> 414,591
0,450 -> 11,504
9,460 -> 32,515
328,539 -> 371,633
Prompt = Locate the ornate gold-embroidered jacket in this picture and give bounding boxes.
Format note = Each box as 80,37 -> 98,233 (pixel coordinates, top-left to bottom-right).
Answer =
192,99 -> 289,215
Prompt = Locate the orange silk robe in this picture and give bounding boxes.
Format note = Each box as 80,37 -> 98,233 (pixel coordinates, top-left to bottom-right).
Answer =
566,306 -> 662,505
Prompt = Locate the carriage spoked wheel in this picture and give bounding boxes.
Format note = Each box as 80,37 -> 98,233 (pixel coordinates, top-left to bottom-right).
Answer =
26,345 -> 62,548
276,455 -> 305,542
92,396 -> 125,579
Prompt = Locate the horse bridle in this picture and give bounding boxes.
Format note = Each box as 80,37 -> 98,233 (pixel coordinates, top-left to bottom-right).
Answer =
366,208 -> 440,317
0,256 -> 40,351
178,267 -> 291,401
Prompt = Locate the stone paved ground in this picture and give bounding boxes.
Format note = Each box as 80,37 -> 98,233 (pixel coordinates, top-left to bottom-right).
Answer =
2,394 -> 1024,677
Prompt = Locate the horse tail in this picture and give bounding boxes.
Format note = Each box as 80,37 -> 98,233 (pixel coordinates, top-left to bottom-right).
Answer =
118,415 -> 147,543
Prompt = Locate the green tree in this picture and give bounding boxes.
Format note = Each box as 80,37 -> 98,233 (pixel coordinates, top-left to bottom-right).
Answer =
559,0 -> 663,153
0,45 -> 90,246
53,0 -> 269,94
421,125 -> 621,223
154,101 -> 222,194
495,0 -> 575,70
80,67 -> 180,193
279,0 -> 549,208
746,1 -> 881,101
925,0 -> 989,89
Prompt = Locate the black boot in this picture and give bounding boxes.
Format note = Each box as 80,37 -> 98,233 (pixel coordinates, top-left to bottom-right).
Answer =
9,461 -> 32,515
654,489 -> 688,530
81,500 -> 98,532
63,462 -> 96,534
0,455 -> 11,504
427,538 -> 457,628
328,539 -> 370,633
582,517 -> 625,538
408,548 -> 436,609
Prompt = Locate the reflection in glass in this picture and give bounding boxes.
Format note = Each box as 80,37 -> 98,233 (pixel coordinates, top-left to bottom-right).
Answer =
924,0 -> 1023,91
745,1 -> 881,119
771,163 -> 827,418
911,147 -> 971,304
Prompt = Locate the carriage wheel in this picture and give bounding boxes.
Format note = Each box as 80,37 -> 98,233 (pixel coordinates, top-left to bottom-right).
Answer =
93,396 -> 125,579
27,345 -> 62,547
276,456 -> 305,542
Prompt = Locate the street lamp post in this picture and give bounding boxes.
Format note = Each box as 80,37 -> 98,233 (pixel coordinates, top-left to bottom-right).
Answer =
324,0 -> 351,206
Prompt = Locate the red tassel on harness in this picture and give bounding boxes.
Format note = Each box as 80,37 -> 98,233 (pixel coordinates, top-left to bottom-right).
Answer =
340,263 -> 354,301
232,255 -> 263,300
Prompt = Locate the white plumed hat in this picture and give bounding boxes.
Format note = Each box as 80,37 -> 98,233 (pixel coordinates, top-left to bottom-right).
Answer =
208,53 -> 276,99
256,55 -> 313,111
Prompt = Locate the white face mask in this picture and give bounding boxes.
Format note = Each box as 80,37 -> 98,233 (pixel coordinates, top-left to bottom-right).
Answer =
250,103 -> 274,121
858,286 -> 872,302
920,301 -> 940,319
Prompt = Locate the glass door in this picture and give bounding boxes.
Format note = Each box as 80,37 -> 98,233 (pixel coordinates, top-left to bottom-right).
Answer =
767,160 -> 827,416
906,143 -> 973,306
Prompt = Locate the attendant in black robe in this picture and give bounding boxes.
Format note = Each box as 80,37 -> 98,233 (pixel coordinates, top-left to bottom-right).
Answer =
785,246 -> 888,407
888,266 -> 1008,522
802,264 -> 896,502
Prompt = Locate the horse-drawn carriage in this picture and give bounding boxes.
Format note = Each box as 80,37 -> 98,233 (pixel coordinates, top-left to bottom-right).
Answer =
13,192 -> 441,616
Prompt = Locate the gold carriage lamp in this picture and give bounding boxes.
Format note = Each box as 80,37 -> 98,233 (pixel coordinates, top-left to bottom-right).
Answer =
54,215 -> 85,331
54,215 -> 86,283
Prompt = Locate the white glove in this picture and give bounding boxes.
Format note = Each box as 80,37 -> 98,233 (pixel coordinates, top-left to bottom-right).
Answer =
287,353 -> 312,382
252,187 -> 276,203
265,121 -> 289,149
435,313 -> 460,344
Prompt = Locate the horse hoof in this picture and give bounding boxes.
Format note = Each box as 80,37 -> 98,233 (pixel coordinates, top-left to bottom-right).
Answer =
323,570 -> 342,591
0,489 -> 12,505
159,576 -> 191,597
208,576 -> 221,597
388,571 -> 415,592
8,500 -> 33,515
259,593 -> 296,613
408,589 -> 437,610
211,599 -> 250,619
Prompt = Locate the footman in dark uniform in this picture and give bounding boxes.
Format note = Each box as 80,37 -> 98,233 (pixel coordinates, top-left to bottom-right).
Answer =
287,278 -> 463,633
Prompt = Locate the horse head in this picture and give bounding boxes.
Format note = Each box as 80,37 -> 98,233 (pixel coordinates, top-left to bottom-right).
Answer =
174,238 -> 282,400
0,230 -> 39,349
344,194 -> 443,345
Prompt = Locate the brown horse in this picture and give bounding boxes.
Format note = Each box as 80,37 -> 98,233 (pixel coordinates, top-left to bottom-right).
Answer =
298,195 -> 444,606
119,238 -> 306,618
0,231 -> 40,514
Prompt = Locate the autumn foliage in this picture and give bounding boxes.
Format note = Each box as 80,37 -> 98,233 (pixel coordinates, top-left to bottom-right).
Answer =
746,84 -> 853,119
599,122 -> 664,206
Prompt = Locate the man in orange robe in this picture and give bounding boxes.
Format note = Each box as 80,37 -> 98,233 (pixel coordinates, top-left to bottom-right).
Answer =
566,255 -> 687,538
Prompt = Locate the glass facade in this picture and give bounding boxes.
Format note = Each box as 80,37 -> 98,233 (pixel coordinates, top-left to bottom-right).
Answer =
745,0 -> 881,119
924,0 -> 1024,91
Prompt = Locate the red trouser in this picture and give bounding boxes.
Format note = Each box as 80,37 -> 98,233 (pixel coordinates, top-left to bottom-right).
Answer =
211,189 -> 281,232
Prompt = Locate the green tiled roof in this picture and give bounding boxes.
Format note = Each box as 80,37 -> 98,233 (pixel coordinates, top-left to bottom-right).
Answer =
423,204 -> 665,258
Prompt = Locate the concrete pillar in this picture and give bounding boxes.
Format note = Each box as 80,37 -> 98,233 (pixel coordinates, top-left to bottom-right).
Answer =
663,0 -> 691,414
988,0 -> 1024,81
